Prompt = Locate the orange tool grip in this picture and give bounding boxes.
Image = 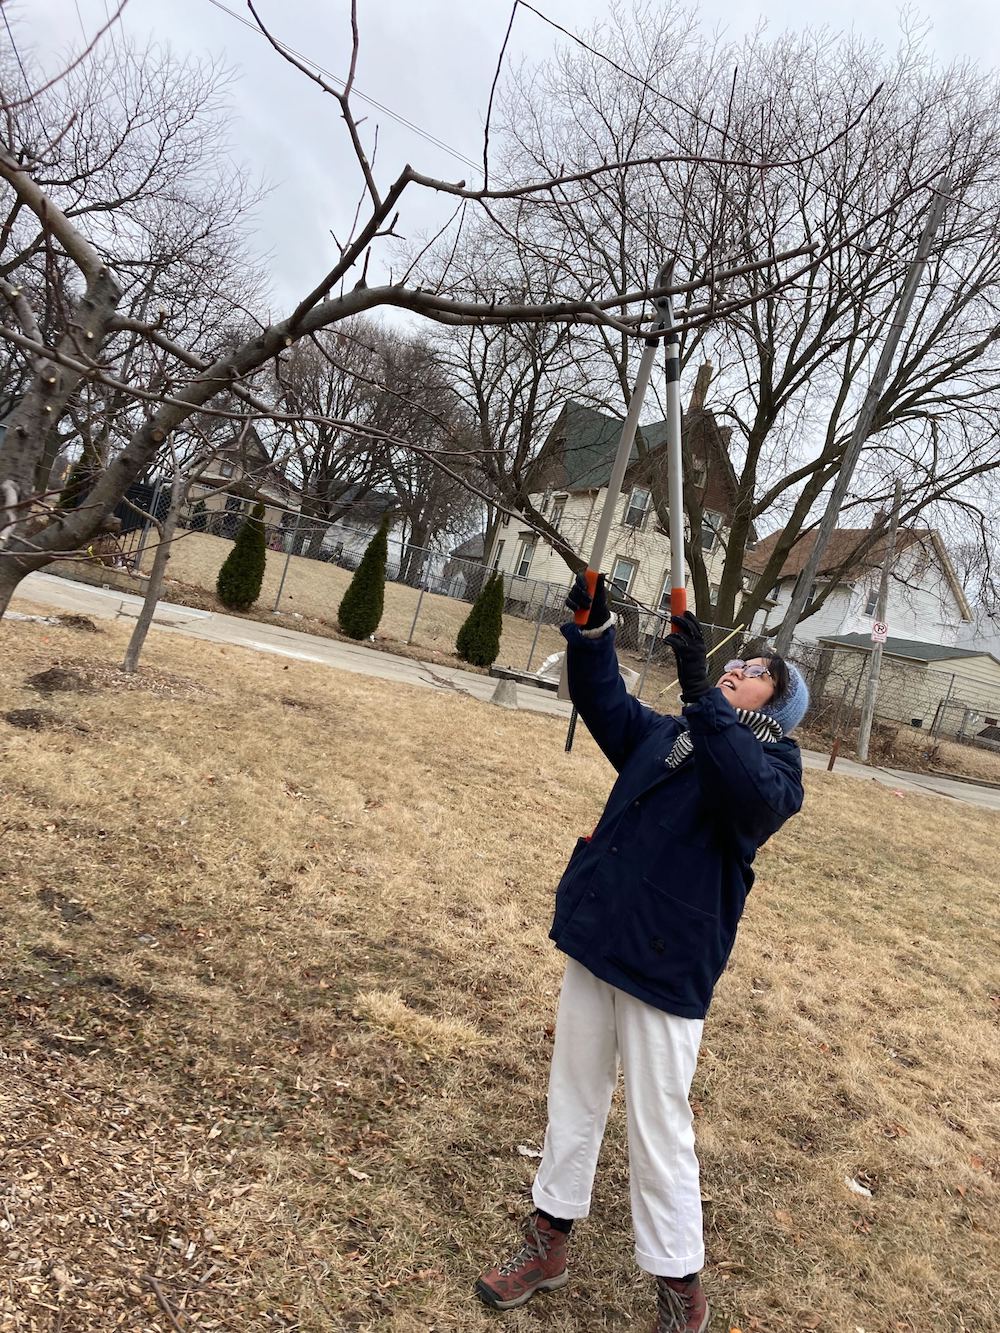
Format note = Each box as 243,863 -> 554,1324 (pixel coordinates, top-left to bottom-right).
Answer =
670,586 -> 687,623
574,567 -> 600,625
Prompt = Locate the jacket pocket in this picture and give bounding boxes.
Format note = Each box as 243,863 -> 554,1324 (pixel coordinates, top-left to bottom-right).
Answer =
605,876 -> 723,1003
552,837 -> 592,930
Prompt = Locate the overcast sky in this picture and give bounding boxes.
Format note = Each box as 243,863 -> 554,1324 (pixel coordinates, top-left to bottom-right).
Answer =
14,0 -> 1000,313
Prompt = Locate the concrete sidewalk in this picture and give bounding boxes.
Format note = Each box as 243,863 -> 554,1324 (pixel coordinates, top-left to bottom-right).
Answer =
13,571 -> 1000,813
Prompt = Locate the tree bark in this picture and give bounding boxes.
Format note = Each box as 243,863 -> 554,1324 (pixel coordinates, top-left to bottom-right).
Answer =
121,471 -> 184,674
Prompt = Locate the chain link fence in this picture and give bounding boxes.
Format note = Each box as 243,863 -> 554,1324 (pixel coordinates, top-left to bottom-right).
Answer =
129,498 -> 748,703
781,640 -> 1000,768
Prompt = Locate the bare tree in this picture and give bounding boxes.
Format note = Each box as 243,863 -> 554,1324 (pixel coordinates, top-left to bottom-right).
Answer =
0,2 -> 876,618
489,9 -> 1000,627
267,325 -> 391,556
421,239 -> 594,571
0,36 -> 263,492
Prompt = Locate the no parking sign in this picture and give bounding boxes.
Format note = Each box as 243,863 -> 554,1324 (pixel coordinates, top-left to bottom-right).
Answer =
871,621 -> 888,644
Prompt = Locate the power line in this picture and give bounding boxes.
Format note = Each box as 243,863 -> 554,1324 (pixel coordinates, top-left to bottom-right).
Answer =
1,3 -> 32,93
203,0 -> 483,175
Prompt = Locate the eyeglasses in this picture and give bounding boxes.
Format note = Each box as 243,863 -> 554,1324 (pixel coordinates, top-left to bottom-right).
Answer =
723,659 -> 772,680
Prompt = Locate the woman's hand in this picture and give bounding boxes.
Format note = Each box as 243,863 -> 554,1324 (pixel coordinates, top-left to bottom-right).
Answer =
566,572 -> 610,628
666,611 -> 712,702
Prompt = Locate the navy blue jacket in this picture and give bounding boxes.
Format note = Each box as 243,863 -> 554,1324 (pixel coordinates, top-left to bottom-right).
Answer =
550,622 -> 804,1019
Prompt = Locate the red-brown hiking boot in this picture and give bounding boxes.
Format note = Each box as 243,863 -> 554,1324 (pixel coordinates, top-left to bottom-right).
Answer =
475,1214 -> 569,1310
650,1275 -> 710,1332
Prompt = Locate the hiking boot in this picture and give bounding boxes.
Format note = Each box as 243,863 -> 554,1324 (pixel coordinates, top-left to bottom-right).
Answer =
475,1213 -> 569,1310
650,1275 -> 710,1333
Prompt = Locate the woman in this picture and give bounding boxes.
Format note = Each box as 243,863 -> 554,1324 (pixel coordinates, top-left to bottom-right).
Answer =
476,574 -> 809,1332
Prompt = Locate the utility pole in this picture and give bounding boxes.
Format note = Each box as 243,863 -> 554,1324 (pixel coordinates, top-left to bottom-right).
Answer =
856,479 -> 903,763
773,178 -> 950,657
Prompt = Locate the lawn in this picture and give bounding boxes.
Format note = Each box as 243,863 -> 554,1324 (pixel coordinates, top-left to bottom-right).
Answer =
1,613 -> 997,1332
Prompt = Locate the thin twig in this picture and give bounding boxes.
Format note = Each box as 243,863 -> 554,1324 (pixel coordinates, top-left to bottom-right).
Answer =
484,4 -> 518,188
142,1274 -> 188,1333
0,1 -> 131,113
657,624 -> 747,698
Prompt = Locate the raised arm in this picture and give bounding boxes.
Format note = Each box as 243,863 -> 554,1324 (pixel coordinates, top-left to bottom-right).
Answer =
561,573 -> 660,771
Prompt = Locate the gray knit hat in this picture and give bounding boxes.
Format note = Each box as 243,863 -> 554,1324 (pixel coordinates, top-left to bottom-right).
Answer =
761,662 -> 809,734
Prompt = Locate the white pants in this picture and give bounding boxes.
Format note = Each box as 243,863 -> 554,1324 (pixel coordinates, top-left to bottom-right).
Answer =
532,959 -> 705,1278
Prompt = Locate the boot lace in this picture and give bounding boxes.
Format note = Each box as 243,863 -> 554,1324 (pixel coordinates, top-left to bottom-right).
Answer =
498,1216 -> 550,1276
656,1279 -> 693,1331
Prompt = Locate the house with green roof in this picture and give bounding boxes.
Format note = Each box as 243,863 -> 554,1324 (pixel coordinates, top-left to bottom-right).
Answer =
486,370 -> 741,619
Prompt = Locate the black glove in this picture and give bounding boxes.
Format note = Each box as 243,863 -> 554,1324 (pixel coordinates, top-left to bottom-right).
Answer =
666,611 -> 711,701
565,571 -> 610,629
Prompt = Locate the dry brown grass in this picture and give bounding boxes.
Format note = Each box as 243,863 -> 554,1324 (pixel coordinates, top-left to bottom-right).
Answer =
891,728 -> 1000,785
1,614 -> 997,1332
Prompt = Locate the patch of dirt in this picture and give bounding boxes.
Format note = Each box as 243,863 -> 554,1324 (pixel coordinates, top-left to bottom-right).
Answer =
3,707 -> 91,734
83,972 -> 154,1010
30,945 -> 74,973
6,708 -> 54,731
56,613 -> 100,632
34,656 -> 210,700
24,666 -> 89,694
279,696 -> 314,711
37,888 -> 94,925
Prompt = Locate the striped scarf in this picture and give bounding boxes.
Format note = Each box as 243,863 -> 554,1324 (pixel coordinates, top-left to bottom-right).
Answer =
664,707 -> 783,769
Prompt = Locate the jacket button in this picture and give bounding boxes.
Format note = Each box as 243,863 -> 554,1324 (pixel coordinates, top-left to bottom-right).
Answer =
651,937 -> 665,953
589,890 -> 597,900
634,801 -> 640,808
610,846 -> 618,854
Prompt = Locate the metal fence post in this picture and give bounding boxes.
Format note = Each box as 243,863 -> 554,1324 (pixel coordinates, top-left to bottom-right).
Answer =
272,511 -> 301,614
931,672 -> 956,740
406,575 -> 428,645
133,477 -> 163,570
525,594 -> 548,672
636,615 -> 661,698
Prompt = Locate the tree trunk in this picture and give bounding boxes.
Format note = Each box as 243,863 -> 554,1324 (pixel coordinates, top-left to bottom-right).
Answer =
122,472 -> 184,674
0,556 -> 29,618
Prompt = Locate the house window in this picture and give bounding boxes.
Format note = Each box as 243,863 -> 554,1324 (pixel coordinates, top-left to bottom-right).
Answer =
492,539 -> 505,571
220,461 -> 235,479
864,587 -> 879,617
623,486 -> 651,529
610,556 -> 638,595
700,510 -> 722,552
514,536 -> 534,578
550,496 -> 566,531
692,461 -> 706,487
658,570 -> 673,613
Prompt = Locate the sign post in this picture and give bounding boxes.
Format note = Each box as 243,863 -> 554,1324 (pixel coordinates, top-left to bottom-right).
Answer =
857,480 -> 903,762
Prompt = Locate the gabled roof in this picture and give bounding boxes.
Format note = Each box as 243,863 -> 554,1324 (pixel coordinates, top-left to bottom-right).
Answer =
818,633 -> 1000,666
530,397 -> 740,520
746,525 -> 972,620
745,526 -> 924,578
449,535 -> 485,560
197,424 -> 297,496
535,402 -> 632,490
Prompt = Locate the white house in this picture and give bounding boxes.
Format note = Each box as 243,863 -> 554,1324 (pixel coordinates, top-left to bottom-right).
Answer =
744,525 -> 972,647
958,605 -> 1000,659
487,379 -> 742,619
